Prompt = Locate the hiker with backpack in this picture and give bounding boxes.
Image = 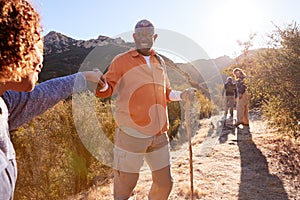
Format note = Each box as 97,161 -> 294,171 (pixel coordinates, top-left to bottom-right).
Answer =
95,19 -> 196,200
0,1 -> 103,199
222,76 -> 237,119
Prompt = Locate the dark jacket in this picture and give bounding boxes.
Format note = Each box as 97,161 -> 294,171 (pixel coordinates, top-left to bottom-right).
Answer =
236,75 -> 247,94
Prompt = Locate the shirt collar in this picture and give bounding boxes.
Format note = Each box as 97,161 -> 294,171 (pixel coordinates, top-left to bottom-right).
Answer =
130,49 -> 156,57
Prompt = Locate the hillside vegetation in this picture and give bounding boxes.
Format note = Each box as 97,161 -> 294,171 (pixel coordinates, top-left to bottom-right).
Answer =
224,22 -> 299,138
11,22 -> 300,199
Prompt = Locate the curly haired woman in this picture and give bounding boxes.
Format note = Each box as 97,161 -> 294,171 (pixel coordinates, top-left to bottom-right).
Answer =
0,1 -> 101,199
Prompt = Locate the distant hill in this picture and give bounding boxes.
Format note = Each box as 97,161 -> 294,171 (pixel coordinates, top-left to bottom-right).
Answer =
41,31 -> 133,81
41,31 -> 235,90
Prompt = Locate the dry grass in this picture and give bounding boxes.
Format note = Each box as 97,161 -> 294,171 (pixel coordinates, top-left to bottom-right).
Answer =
69,114 -> 300,200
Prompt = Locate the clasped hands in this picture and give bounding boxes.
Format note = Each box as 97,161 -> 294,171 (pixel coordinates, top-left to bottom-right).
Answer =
84,68 -> 197,101
180,87 -> 197,101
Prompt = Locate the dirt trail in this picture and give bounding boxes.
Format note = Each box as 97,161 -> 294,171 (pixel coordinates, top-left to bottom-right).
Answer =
71,111 -> 300,200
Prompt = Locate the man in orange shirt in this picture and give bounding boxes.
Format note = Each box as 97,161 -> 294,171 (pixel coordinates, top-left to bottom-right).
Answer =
96,19 -> 195,200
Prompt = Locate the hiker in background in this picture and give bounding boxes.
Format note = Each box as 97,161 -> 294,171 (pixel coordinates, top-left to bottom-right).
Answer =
0,1 -> 102,199
95,19 -> 196,200
222,76 -> 237,119
233,68 -> 250,129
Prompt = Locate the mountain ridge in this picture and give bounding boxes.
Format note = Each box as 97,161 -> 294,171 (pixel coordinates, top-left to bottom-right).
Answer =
41,31 -> 234,85
44,31 -> 127,55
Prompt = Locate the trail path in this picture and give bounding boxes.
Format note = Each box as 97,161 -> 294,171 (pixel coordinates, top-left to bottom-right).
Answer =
72,111 -> 300,200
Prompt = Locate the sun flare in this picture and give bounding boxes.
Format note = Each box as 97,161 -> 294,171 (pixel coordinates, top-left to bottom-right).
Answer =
213,0 -> 262,42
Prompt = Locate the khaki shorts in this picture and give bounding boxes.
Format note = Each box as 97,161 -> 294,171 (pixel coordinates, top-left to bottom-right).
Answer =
113,127 -> 170,173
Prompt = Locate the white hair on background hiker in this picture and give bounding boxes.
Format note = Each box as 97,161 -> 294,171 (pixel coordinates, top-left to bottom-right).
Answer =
226,76 -> 233,82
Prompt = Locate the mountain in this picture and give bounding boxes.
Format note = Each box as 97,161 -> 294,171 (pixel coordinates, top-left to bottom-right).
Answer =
41,31 -> 234,88
44,31 -> 127,55
41,31 -> 133,81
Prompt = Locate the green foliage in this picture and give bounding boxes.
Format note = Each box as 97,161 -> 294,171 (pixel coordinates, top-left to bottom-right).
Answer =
196,91 -> 213,118
167,101 -> 182,140
254,23 -> 299,138
225,22 -> 300,138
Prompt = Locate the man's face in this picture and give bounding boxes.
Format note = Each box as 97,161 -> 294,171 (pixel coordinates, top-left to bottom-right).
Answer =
133,27 -> 157,55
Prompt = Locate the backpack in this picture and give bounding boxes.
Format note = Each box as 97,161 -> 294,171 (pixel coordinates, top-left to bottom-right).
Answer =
224,82 -> 236,96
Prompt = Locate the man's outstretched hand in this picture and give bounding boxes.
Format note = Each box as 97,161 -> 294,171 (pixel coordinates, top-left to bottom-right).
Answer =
180,87 -> 197,101
82,69 -> 104,83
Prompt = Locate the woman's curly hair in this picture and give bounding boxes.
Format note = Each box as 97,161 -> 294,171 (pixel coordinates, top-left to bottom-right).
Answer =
0,0 -> 42,82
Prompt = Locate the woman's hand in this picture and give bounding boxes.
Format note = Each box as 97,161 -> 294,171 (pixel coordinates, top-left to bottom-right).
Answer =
82,69 -> 108,91
82,70 -> 103,83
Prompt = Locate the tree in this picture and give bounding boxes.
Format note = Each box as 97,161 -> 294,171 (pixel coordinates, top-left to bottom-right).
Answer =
232,22 -> 299,138
253,22 -> 300,138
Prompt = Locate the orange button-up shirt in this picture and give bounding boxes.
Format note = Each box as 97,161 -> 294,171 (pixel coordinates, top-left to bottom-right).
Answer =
96,49 -> 172,136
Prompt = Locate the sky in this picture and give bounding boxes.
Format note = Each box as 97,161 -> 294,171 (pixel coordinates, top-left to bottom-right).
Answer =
31,0 -> 299,60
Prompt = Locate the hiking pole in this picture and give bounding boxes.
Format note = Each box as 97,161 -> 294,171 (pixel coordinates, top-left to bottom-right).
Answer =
185,99 -> 194,200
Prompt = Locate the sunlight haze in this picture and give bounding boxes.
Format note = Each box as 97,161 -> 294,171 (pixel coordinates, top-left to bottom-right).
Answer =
31,0 -> 300,59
